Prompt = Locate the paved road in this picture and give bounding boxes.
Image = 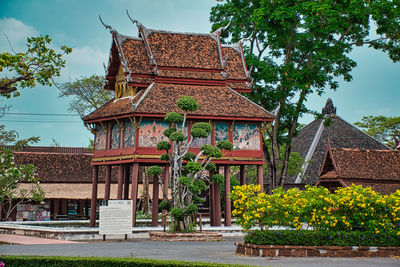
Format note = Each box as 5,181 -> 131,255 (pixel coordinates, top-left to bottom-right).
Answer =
1,236 -> 399,267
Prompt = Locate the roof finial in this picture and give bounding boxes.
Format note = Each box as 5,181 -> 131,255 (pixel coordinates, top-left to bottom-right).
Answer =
99,15 -> 116,33
212,18 -> 233,34
322,98 -> 337,116
126,10 -> 143,28
239,31 -> 254,44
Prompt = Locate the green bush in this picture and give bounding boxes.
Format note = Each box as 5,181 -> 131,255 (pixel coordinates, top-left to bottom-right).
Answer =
0,255 -> 253,267
244,230 -> 400,247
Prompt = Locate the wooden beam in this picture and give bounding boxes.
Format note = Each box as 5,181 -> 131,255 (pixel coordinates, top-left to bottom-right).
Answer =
152,175 -> 159,227
240,165 -> 246,185
117,164 -> 124,200
224,165 -> 231,226
257,165 -> 264,193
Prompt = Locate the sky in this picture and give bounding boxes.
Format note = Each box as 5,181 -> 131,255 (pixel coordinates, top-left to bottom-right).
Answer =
0,0 -> 399,147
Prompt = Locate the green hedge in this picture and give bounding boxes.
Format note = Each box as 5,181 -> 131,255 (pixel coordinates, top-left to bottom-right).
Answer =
0,255 -> 254,267
244,230 -> 400,247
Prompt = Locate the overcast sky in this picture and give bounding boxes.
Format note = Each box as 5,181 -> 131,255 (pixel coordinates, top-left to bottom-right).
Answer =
1,0 -> 399,147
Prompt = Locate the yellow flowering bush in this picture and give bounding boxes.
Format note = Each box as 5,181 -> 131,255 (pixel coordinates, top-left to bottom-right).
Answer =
231,184 -> 400,235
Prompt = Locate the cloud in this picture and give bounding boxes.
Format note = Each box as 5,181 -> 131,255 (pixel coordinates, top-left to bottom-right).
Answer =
0,17 -> 39,52
62,45 -> 108,79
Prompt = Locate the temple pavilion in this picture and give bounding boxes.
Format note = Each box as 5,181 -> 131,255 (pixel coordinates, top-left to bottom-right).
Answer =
82,17 -> 273,227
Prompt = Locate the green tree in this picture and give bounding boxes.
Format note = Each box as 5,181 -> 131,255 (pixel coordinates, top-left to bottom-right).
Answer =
151,96 -> 233,232
354,115 -> 400,149
0,148 -> 44,221
58,74 -> 113,117
210,0 -> 400,191
0,35 -> 72,97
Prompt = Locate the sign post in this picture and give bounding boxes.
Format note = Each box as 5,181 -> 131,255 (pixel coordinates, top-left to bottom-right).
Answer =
99,200 -> 132,240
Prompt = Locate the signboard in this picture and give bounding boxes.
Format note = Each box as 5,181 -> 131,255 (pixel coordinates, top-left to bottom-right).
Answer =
99,200 -> 132,235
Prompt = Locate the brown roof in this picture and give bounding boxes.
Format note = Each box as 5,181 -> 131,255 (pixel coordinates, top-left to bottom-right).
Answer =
146,31 -> 221,69
222,46 -> 247,80
345,181 -> 400,195
14,152 -> 93,183
84,83 -> 272,122
121,38 -> 152,75
328,148 -> 400,181
289,99 -> 388,184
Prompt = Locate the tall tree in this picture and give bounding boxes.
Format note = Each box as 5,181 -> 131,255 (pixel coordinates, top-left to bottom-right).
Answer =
355,115 -> 400,149
210,0 -> 400,191
58,75 -> 113,117
0,35 -> 72,97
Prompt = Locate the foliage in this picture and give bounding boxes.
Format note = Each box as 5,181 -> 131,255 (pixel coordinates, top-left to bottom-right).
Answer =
244,229 -> 400,247
231,184 -> 400,236
159,200 -> 171,211
0,125 -> 39,148
153,96 -> 233,232
147,166 -> 162,176
216,140 -> 234,151
135,210 -> 152,220
0,148 -> 44,220
0,35 -> 72,97
58,74 -> 112,117
0,255 -> 252,267
354,115 -> 400,149
210,0 -> 400,191
220,175 -> 240,211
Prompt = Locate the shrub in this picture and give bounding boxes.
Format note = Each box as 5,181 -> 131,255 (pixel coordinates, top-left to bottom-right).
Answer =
0,255 -> 250,267
244,229 -> 400,247
231,184 -> 400,235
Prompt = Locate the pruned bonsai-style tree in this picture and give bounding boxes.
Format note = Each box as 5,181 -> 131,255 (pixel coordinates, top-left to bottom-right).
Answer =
147,96 -> 233,232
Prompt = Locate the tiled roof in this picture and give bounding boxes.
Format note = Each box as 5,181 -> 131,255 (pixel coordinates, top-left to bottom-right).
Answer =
121,38 -> 152,75
14,151 -> 152,184
346,181 -> 400,195
146,31 -> 221,69
329,148 -> 400,181
221,46 -> 247,80
83,83 -> 272,122
83,90 -> 145,121
289,115 -> 388,184
14,152 -> 93,183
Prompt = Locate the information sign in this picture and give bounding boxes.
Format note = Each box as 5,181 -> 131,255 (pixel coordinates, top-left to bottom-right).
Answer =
99,200 -> 132,235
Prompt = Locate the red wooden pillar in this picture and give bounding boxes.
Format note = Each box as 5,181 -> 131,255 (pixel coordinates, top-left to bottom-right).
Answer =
224,165 -> 231,226
117,164 -> 124,200
61,199 -> 68,215
162,166 -> 169,226
90,165 -> 99,227
214,182 -> 221,226
240,165 -> 246,186
209,182 -> 214,226
78,199 -> 85,216
131,163 -> 139,227
152,175 -> 159,227
104,165 -> 111,200
53,199 -> 59,219
257,165 -> 264,193
124,165 -> 130,200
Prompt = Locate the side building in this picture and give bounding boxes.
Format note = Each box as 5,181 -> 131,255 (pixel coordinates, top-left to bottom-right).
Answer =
287,98 -> 389,187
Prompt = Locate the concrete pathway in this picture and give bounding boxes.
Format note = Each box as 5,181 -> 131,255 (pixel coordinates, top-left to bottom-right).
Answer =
0,234 -> 82,245
0,236 -> 399,266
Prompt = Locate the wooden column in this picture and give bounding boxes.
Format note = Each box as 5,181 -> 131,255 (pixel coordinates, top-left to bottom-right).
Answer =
124,165 -> 130,200
117,164 -> 124,200
90,165 -> 99,227
130,163 -> 139,227
78,199 -> 85,217
104,165 -> 111,200
53,199 -> 59,219
257,164 -> 264,193
152,174 -> 159,227
162,166 -> 169,227
209,182 -> 214,226
224,165 -> 231,226
240,165 -> 246,185
214,182 -> 221,226
61,199 -> 68,215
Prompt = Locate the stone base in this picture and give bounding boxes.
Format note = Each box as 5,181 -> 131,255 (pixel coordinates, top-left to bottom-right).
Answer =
149,231 -> 222,241
235,243 -> 400,257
